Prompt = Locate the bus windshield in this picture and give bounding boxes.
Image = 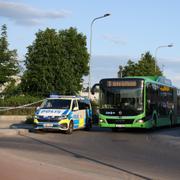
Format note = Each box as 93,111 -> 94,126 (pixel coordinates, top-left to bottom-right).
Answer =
99,80 -> 144,116
40,99 -> 71,109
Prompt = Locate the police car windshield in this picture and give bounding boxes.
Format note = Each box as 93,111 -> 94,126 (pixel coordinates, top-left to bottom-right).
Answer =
41,99 -> 71,109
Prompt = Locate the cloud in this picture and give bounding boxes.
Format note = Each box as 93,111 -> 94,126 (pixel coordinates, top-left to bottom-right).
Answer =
165,70 -> 180,88
158,58 -> 180,73
102,34 -> 127,45
156,59 -> 180,87
158,57 -> 180,63
0,1 -> 71,26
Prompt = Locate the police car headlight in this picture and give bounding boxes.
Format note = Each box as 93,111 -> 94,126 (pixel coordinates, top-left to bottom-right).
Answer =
34,115 -> 39,119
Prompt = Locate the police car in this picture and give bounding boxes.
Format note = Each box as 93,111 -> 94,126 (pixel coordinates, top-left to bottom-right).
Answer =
34,95 -> 92,134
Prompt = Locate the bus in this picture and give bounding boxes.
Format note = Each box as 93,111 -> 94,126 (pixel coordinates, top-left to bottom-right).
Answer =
91,76 -> 180,130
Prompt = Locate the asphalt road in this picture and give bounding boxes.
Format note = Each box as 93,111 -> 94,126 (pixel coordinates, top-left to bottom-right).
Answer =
0,126 -> 180,180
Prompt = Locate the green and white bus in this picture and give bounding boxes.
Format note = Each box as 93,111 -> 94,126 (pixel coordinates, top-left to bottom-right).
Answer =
91,76 -> 180,130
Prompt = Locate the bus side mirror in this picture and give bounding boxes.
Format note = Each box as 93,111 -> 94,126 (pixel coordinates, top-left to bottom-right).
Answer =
91,83 -> 99,95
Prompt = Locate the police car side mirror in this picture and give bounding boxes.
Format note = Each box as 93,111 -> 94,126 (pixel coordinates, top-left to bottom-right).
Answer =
36,106 -> 40,110
73,107 -> 78,111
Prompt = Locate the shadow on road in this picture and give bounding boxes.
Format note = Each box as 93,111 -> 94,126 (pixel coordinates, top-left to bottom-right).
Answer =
22,134 -> 150,180
91,124 -> 180,136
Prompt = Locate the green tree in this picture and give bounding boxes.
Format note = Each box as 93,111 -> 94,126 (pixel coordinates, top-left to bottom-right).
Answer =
121,60 -> 139,77
0,24 -> 19,86
21,27 -> 89,96
119,52 -> 162,77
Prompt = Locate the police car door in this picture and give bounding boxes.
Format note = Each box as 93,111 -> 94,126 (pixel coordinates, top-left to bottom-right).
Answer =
72,99 -> 80,129
78,100 -> 86,128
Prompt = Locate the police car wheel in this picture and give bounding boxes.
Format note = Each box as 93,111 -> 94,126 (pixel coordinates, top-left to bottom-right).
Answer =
65,121 -> 73,134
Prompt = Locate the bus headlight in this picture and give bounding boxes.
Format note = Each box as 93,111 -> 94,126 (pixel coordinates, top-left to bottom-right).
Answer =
99,119 -> 103,123
138,119 -> 144,123
99,119 -> 106,123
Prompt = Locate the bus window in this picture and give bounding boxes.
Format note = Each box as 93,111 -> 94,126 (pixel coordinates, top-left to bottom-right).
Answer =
158,85 -> 174,116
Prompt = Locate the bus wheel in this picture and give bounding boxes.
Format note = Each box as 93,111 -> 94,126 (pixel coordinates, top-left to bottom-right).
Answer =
65,121 -> 73,134
112,128 -> 119,132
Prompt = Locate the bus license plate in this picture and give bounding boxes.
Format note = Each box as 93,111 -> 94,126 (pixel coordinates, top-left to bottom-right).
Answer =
44,123 -> 53,127
116,124 -> 125,127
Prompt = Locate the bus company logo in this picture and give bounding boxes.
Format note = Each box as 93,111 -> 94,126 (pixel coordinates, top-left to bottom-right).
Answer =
118,111 -> 122,115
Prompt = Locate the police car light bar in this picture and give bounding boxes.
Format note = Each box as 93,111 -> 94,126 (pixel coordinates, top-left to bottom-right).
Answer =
49,94 -> 60,98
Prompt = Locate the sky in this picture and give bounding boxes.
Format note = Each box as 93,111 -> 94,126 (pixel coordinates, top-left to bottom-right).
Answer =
0,0 -> 180,87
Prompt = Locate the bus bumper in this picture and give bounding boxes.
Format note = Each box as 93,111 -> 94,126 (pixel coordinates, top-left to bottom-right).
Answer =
99,120 -> 153,129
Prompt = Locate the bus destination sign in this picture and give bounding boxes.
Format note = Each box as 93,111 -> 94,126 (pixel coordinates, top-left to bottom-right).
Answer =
107,80 -> 137,87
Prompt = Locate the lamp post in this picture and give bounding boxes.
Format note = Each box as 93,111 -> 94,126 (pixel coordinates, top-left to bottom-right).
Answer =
88,13 -> 110,98
154,44 -> 173,72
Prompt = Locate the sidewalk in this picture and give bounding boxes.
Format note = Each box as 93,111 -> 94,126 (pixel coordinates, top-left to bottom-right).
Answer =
0,122 -> 32,136
0,128 -> 29,136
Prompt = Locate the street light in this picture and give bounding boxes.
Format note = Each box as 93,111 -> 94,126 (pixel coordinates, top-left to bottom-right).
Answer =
154,44 -> 173,72
88,13 -> 110,98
